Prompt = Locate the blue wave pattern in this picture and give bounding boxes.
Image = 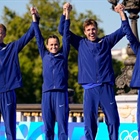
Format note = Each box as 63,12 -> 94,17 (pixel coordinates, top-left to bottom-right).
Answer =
0,122 -> 138,140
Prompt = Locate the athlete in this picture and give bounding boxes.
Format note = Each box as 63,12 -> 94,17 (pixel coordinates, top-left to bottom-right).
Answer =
31,6 -> 71,140
115,3 -> 140,139
59,2 -> 126,140
0,8 -> 38,140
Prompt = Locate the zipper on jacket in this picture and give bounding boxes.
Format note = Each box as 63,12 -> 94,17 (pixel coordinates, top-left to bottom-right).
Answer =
0,60 -> 6,88
95,54 -> 98,83
52,58 -> 55,89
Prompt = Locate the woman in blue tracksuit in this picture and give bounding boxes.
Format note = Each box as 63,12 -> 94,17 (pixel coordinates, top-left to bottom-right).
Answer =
31,7 -> 71,140
0,9 -> 36,140
59,3 -> 126,140
115,3 -> 140,139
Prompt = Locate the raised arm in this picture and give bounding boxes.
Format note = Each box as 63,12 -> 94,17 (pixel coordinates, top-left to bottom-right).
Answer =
62,3 -> 71,59
105,4 -> 126,49
58,3 -> 67,36
31,7 -> 46,58
58,3 -> 82,51
114,4 -> 126,21
115,4 -> 140,54
12,8 -> 36,52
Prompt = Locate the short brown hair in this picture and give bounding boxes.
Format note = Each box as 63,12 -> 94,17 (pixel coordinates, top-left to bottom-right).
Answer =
45,34 -> 60,45
0,24 -> 7,33
83,19 -> 98,30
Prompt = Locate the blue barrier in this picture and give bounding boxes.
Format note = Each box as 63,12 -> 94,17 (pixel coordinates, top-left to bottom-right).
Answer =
0,122 -> 138,140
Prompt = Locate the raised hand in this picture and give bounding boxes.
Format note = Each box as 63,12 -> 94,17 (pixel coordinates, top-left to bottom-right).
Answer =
114,3 -> 125,13
63,2 -> 72,16
30,7 -> 40,22
30,7 -> 37,15
114,4 -> 126,21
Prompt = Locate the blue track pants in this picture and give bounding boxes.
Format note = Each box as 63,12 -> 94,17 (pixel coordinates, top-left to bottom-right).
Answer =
83,83 -> 120,140
41,91 -> 69,140
0,90 -> 16,140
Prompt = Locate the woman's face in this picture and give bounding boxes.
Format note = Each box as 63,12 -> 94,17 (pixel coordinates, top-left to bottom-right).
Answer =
46,38 -> 59,54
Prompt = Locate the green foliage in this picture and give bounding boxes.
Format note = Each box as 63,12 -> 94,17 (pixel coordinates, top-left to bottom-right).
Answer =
1,0 -> 105,103
112,58 -> 124,94
112,58 -> 124,79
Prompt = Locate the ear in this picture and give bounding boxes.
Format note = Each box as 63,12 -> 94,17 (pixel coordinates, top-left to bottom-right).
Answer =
84,30 -> 86,36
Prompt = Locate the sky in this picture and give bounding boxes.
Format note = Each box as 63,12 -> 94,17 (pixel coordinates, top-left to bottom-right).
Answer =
0,0 -> 140,49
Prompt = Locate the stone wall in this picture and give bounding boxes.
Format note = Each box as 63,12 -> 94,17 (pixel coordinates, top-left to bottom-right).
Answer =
116,95 -> 137,123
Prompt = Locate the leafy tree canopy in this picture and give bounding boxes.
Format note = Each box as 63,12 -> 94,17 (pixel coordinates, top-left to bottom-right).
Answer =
1,0 -> 109,103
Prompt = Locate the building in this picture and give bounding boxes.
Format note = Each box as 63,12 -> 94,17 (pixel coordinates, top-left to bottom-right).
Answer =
111,47 -> 128,61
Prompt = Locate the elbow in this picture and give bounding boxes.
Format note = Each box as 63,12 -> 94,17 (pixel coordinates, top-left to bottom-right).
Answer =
58,30 -> 63,36
58,26 -> 63,36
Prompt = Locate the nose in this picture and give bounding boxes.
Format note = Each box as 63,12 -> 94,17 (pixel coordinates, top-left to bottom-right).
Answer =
52,45 -> 56,48
89,29 -> 93,33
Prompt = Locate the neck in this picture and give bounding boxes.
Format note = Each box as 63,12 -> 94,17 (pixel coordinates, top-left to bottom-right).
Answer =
92,38 -> 100,42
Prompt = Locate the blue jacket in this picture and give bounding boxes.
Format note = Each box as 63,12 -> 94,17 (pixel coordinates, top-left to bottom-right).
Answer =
58,15 -> 125,85
0,22 -> 34,92
122,18 -> 140,88
33,19 -> 70,93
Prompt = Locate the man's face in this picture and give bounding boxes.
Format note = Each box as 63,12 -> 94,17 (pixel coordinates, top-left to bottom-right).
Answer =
46,38 -> 59,54
0,27 -> 6,43
84,24 -> 98,42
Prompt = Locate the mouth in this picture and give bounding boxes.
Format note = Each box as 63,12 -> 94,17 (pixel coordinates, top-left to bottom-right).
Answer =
52,48 -> 57,51
50,48 -> 58,53
90,34 -> 95,37
90,35 -> 95,39
89,35 -> 96,41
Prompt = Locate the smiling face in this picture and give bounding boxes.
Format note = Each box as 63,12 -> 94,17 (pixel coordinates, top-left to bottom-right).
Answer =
83,19 -> 98,42
45,35 -> 60,54
84,25 -> 98,42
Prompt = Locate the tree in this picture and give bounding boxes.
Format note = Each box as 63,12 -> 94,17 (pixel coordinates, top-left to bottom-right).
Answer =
1,0 -> 104,103
112,58 -> 124,94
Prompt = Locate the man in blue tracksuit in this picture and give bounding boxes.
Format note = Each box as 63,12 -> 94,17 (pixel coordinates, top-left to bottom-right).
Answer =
0,9 -> 37,140
115,3 -> 140,139
31,6 -> 71,140
59,3 -> 126,140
